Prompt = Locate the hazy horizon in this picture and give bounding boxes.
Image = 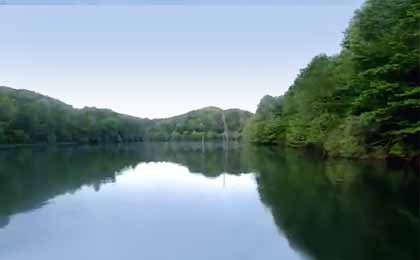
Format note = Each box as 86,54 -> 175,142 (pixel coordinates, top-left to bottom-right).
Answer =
1,1 -> 364,118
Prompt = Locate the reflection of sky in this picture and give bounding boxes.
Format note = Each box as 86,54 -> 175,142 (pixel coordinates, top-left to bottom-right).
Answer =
119,162 -> 256,192
1,2 -> 363,118
0,162 -> 307,260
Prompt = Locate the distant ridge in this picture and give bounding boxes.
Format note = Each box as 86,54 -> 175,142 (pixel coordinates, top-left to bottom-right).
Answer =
0,86 -> 253,145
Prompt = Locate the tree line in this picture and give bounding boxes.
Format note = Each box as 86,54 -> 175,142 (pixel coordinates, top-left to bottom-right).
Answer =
243,0 -> 419,162
0,86 -> 150,145
0,87 -> 252,145
146,107 -> 252,141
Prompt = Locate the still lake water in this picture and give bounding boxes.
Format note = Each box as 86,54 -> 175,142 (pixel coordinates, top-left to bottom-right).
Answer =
0,142 -> 418,260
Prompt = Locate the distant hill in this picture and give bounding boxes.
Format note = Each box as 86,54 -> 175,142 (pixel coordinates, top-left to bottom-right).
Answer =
0,86 -> 252,145
148,106 -> 253,141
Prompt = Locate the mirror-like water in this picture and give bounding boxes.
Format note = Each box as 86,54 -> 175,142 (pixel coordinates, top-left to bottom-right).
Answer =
0,142 -> 418,260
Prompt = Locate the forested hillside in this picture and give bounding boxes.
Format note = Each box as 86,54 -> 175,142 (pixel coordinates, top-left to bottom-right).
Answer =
244,0 -> 419,161
0,86 -> 251,145
0,86 -> 151,145
147,107 -> 252,141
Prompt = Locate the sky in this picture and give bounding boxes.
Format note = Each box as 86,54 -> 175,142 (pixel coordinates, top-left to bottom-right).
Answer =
0,1 -> 365,118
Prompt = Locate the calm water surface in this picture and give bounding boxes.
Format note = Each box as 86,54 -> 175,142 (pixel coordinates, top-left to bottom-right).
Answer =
0,143 -> 418,260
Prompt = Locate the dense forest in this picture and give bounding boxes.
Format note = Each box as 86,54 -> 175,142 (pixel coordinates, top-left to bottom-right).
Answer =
243,0 -> 419,162
0,86 -> 150,145
0,86 -> 251,145
147,107 -> 252,141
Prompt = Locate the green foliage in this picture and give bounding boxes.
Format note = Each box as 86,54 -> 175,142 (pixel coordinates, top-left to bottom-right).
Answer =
0,88 -> 252,145
345,0 -> 420,158
243,95 -> 285,144
323,116 -> 368,158
245,0 -> 420,161
0,87 -> 149,145
147,107 -> 252,141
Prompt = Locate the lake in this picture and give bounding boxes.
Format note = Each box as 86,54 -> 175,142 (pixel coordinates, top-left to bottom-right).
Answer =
0,142 -> 418,260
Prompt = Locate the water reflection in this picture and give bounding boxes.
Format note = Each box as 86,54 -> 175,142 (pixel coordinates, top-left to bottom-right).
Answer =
0,142 -> 418,260
0,142 -> 250,226
251,146 -> 419,260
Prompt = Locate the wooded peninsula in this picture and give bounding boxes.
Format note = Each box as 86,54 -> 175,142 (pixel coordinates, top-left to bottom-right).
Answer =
244,0 -> 419,163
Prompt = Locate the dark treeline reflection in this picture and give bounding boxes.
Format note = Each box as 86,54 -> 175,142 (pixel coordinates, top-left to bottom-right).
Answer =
0,143 -> 418,260
138,142 -> 252,177
251,146 -> 419,260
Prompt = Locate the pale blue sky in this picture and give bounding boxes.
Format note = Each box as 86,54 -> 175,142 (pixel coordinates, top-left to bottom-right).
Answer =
0,1 -> 364,118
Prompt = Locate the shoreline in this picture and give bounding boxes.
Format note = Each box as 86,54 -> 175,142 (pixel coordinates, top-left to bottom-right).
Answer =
1,140 -> 418,172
